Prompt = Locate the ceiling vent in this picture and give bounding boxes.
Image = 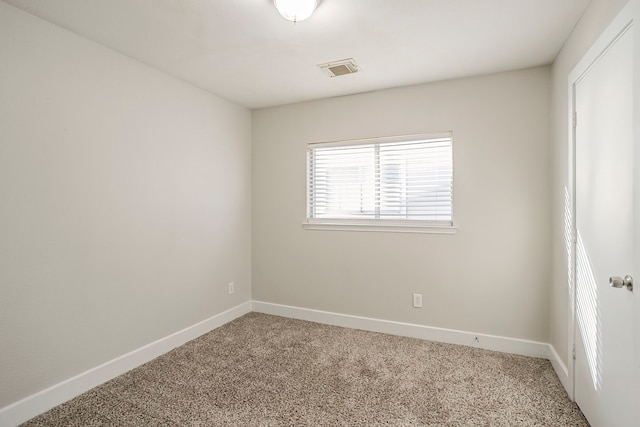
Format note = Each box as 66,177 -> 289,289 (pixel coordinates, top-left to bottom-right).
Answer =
318,58 -> 361,78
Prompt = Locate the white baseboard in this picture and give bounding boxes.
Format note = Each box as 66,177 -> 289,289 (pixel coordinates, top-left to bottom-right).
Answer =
548,344 -> 571,398
0,301 -> 252,427
252,300 -> 551,359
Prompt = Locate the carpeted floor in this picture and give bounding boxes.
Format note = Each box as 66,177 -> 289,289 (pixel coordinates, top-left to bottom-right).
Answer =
22,313 -> 588,426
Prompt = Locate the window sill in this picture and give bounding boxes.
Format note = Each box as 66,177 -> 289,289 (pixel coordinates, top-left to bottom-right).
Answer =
302,221 -> 458,234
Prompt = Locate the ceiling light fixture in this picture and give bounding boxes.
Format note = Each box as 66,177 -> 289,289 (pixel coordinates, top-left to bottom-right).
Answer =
274,0 -> 318,23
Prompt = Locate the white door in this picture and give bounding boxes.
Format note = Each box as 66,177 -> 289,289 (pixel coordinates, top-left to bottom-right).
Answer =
572,6 -> 637,427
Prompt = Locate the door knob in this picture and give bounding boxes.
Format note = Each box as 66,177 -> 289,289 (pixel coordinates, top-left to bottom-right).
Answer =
609,275 -> 633,291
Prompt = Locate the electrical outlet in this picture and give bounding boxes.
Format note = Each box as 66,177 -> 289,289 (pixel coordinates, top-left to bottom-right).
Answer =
412,293 -> 423,308
228,282 -> 234,294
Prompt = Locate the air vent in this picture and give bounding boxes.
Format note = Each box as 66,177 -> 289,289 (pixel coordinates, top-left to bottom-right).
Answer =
318,58 -> 361,78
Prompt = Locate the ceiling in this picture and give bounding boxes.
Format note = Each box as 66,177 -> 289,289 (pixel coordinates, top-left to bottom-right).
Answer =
4,0 -> 590,109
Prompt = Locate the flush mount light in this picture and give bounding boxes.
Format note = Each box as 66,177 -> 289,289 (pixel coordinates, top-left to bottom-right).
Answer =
274,0 -> 318,23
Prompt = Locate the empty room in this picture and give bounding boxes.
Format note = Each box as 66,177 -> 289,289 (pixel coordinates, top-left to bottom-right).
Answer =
1,0 -> 638,426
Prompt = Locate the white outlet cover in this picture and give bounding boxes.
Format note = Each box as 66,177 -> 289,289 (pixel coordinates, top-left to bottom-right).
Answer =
412,293 -> 423,308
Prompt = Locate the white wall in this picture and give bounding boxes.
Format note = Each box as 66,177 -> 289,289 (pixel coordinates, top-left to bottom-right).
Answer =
0,2 -> 251,409
252,67 -> 552,343
549,0 -> 629,370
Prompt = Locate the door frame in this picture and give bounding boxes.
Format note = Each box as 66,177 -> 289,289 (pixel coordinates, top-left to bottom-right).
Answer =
634,0 -> 640,420
567,0 -> 636,404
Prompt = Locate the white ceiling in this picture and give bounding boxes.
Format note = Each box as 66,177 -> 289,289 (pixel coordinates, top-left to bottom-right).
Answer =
4,0 -> 590,109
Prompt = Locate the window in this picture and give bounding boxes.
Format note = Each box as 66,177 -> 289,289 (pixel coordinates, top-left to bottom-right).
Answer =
305,132 -> 455,233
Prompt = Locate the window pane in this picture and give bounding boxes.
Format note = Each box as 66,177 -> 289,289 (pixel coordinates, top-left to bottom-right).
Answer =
308,134 -> 453,224
310,144 -> 376,218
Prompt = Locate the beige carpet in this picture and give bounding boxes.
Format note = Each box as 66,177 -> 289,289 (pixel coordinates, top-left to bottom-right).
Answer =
23,313 -> 588,426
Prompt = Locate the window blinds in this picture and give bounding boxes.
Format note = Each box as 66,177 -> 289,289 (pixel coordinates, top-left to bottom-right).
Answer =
307,133 -> 453,225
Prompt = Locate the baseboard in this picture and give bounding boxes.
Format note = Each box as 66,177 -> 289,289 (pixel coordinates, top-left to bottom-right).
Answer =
252,301 -> 550,359
548,344 -> 571,398
0,301 -> 252,427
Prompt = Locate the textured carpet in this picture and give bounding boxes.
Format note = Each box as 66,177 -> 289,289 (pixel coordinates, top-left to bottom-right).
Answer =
23,313 -> 588,426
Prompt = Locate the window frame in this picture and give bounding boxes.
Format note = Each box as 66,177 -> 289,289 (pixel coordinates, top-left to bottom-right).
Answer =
304,132 -> 457,234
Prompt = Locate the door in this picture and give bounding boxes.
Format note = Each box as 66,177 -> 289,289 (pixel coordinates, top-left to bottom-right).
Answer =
572,6 -> 637,427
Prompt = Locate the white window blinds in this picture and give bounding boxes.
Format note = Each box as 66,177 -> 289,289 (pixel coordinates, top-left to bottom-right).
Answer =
307,133 -> 453,226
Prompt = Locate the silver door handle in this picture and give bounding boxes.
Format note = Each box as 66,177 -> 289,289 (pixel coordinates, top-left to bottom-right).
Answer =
609,275 -> 633,291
